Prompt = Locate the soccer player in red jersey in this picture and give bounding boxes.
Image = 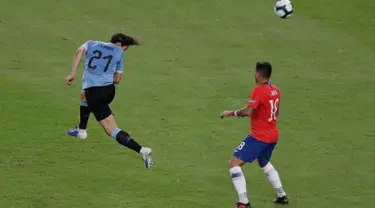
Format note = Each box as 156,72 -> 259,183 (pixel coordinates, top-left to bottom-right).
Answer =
220,62 -> 288,208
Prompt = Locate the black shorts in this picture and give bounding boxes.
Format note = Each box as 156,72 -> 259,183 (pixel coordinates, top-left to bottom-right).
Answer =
85,84 -> 115,121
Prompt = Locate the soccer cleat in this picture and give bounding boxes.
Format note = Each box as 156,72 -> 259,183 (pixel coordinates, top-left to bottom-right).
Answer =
67,126 -> 79,137
233,202 -> 251,208
140,147 -> 153,169
274,195 -> 289,205
77,130 -> 88,139
67,126 -> 87,139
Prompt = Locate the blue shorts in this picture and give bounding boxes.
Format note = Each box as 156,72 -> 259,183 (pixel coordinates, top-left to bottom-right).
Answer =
233,135 -> 277,167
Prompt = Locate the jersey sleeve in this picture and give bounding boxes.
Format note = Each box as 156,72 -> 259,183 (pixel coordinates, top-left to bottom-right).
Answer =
80,40 -> 92,52
116,53 -> 124,73
247,88 -> 262,110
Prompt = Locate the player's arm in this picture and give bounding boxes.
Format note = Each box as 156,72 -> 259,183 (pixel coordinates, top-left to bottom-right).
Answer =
236,106 -> 253,117
66,45 -> 87,85
114,72 -> 122,84
220,88 -> 260,119
114,54 -> 124,84
220,106 -> 253,119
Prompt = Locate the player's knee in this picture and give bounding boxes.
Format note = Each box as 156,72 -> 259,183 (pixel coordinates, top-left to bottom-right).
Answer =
80,91 -> 87,103
258,158 -> 271,169
80,95 -> 87,103
229,158 -> 244,168
260,162 -> 274,173
257,155 -> 272,168
257,159 -> 267,168
229,161 -> 238,169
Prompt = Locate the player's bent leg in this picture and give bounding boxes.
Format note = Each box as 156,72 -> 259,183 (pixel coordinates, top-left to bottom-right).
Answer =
98,114 -> 153,169
229,157 -> 251,208
229,136 -> 270,208
99,114 -> 140,151
66,95 -> 91,139
259,162 -> 286,197
229,136 -> 264,208
66,92 -> 90,139
260,162 -> 288,204
79,101 -> 90,128
257,144 -> 288,204
85,85 -> 152,169
77,101 -> 90,138
79,90 -> 91,131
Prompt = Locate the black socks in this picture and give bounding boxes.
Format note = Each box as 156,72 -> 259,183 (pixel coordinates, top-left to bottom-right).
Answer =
115,130 -> 142,153
79,105 -> 91,129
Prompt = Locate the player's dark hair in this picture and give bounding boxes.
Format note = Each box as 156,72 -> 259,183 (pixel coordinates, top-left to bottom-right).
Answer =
256,61 -> 272,79
110,33 -> 139,46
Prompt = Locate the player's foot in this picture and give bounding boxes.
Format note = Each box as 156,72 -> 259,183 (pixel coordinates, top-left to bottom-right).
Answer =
274,195 -> 289,205
140,147 -> 152,169
67,126 -> 87,139
233,202 -> 251,208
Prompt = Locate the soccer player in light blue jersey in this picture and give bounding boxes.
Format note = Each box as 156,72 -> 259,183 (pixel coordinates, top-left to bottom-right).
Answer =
65,33 -> 152,169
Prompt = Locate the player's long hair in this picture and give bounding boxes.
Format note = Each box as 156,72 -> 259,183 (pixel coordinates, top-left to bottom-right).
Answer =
110,33 -> 139,46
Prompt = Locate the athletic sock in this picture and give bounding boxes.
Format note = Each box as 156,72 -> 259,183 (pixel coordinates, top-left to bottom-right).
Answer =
230,166 -> 249,204
79,102 -> 91,130
261,162 -> 286,197
111,128 -> 142,153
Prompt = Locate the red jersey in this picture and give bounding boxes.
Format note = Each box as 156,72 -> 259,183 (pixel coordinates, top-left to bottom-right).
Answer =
247,82 -> 280,143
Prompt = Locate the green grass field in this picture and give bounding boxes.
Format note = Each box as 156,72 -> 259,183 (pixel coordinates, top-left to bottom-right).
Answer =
1,0 -> 375,207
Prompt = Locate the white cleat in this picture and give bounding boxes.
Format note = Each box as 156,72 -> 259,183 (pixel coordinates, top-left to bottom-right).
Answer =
67,126 -> 87,139
140,147 -> 153,170
77,129 -> 88,139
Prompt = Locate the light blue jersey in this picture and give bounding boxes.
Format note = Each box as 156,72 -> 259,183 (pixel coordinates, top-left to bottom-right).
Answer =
81,40 -> 124,89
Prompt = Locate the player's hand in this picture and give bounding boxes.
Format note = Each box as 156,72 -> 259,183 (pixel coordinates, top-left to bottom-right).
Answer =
220,110 -> 232,119
65,74 -> 75,85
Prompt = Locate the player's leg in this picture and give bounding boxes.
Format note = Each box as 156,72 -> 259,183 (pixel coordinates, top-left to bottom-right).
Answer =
257,144 -> 288,204
99,114 -> 143,153
67,91 -> 91,139
98,110 -> 152,169
229,136 -> 265,208
78,90 -> 91,131
229,157 -> 250,208
85,85 -> 152,169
